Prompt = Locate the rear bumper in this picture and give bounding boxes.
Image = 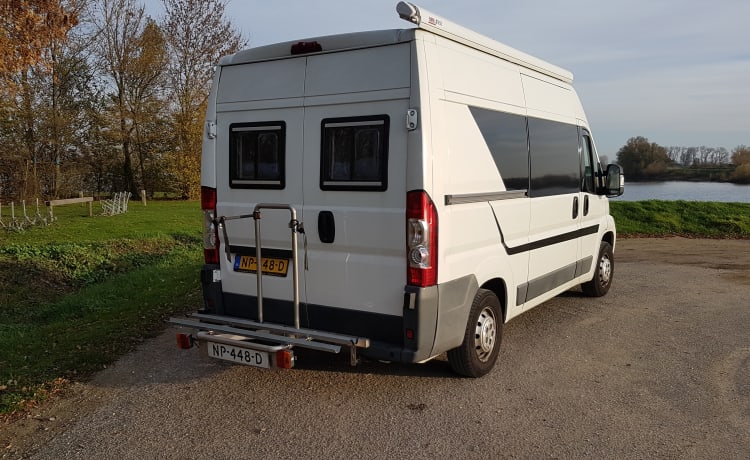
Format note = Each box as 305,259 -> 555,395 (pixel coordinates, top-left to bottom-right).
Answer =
197,264 -> 477,365
169,313 -> 369,366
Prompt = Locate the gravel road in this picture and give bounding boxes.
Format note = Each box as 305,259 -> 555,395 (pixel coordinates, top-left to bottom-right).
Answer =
3,237 -> 749,459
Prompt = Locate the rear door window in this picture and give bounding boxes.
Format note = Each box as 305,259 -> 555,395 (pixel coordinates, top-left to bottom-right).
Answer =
320,115 -> 389,191
229,121 -> 286,189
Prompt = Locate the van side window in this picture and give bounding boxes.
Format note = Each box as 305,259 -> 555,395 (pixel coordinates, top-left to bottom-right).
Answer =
320,115 -> 389,191
528,117 -> 580,197
580,131 -> 596,194
469,107 -> 529,191
229,122 -> 286,189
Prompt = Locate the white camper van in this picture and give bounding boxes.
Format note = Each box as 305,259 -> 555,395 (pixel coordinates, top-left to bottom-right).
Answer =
170,2 -> 625,377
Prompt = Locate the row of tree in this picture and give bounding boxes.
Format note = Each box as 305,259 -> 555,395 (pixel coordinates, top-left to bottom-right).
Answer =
0,0 -> 246,201
616,137 -> 750,182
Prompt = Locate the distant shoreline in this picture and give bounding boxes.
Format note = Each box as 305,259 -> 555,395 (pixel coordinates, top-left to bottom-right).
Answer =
626,177 -> 748,184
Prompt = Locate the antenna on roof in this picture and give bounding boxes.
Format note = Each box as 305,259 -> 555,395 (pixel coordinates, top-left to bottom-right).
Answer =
396,2 -> 420,24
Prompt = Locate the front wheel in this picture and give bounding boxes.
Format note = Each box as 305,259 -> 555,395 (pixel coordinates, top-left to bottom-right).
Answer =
582,241 -> 614,297
447,289 -> 503,378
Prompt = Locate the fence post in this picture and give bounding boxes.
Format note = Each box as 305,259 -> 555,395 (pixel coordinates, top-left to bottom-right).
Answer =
141,189 -> 147,206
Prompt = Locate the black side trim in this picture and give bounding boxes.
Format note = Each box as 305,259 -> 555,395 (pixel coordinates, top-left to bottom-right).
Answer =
228,246 -> 293,259
506,224 -> 599,255
521,261 -> 578,304
515,256 -> 593,305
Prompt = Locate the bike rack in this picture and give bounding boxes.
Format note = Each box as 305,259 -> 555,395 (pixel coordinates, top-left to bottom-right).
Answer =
171,203 -> 370,366
219,203 -> 304,329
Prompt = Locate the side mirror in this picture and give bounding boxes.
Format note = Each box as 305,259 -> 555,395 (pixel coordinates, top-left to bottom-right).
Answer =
603,164 -> 624,197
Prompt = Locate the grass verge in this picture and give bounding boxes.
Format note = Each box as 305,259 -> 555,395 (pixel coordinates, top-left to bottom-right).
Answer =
1,201 -> 202,414
610,201 -> 750,238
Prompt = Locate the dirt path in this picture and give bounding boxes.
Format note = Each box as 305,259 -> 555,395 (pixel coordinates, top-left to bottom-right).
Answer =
2,237 -> 749,459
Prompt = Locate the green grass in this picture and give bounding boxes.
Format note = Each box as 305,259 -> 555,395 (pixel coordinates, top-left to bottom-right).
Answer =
0,201 -> 203,414
611,201 -> 750,238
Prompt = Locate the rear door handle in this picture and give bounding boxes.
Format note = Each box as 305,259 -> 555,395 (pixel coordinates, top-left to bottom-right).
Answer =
318,211 -> 335,244
572,196 -> 579,219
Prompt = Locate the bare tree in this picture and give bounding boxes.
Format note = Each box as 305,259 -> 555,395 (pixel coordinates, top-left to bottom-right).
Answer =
92,0 -> 167,196
161,0 -> 246,199
667,146 -> 683,164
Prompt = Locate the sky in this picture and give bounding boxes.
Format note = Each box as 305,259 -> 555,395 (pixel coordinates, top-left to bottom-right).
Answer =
144,0 -> 750,157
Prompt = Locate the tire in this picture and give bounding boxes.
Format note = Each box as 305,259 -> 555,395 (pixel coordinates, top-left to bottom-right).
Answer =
447,289 -> 502,378
582,241 -> 614,297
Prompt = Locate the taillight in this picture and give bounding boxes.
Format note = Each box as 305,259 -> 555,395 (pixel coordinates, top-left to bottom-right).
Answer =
276,349 -> 295,369
175,333 -> 193,349
201,186 -> 219,265
406,190 -> 438,287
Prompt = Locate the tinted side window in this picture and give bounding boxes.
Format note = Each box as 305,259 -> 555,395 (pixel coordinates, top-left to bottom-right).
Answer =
320,115 -> 389,191
528,117 -> 580,197
229,122 -> 286,189
469,107 -> 529,191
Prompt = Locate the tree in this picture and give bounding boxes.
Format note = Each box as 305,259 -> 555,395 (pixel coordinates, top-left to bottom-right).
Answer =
0,0 -> 87,201
93,0 -> 167,196
731,145 -> 750,166
0,0 -> 78,86
616,136 -> 670,177
161,0 -> 246,199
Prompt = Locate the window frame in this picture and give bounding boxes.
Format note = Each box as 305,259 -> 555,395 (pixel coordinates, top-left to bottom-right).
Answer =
229,121 -> 286,190
319,115 -> 390,192
580,129 -> 600,195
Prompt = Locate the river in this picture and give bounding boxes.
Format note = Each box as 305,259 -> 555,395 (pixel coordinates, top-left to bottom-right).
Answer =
613,181 -> 750,203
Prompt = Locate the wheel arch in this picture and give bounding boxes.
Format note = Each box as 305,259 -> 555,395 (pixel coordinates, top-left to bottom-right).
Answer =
480,278 -> 508,322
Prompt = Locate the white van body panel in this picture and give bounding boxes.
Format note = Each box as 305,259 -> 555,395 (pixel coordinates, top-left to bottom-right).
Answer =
195,3 -> 618,367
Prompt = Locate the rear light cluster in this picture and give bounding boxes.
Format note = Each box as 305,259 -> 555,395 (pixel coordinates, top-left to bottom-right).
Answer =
276,350 -> 295,369
406,190 -> 438,287
201,186 -> 219,265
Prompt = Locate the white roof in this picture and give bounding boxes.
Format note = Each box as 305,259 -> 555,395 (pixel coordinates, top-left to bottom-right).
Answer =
397,2 -> 573,83
219,2 -> 574,84
219,29 -> 413,66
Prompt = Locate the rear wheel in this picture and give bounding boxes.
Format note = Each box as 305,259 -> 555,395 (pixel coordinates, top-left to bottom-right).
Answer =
582,241 -> 614,297
448,289 -> 502,378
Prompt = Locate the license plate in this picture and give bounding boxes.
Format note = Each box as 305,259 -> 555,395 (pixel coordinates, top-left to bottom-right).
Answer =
233,255 -> 289,276
207,342 -> 270,368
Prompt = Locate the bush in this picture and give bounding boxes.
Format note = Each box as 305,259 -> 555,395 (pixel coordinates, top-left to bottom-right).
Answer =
730,163 -> 750,183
